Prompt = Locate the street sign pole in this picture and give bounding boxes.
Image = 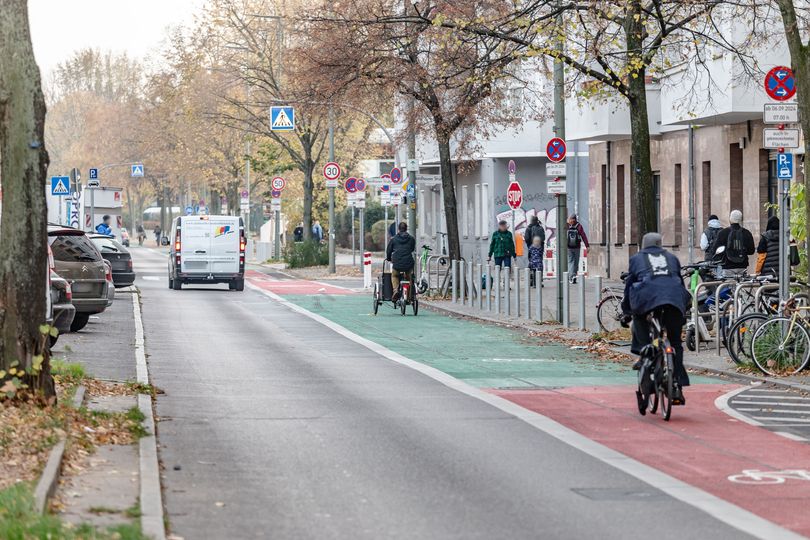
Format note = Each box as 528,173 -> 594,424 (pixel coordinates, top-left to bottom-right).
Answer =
359,206 -> 365,272
328,108 -> 336,274
90,187 -> 95,233
274,206 -> 281,260
778,152 -> 793,302
553,4 -> 567,322
351,205 -> 356,266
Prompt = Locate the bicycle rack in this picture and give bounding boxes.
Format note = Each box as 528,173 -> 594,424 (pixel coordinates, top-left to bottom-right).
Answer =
714,281 -> 737,356
732,281 -> 771,324
754,284 -> 780,314
691,280 -> 723,353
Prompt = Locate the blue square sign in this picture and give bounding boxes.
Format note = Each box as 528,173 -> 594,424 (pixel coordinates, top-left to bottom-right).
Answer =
777,153 -> 793,180
50,176 -> 70,196
270,106 -> 295,131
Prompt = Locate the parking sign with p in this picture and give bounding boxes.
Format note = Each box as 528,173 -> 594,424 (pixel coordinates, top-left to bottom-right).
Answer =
778,153 -> 794,180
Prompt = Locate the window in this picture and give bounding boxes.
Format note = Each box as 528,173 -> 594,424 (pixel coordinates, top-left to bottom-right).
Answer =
474,184 -> 482,238
481,183 -> 490,239
461,185 -> 469,238
653,172 -> 661,232
48,234 -> 102,262
729,144 -> 744,212
674,164 -> 682,245
600,165 -> 607,244
702,161 -> 712,223
616,164 -> 625,244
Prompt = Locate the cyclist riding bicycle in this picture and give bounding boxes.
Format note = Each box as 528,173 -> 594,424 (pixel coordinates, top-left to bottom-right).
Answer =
620,232 -> 692,405
386,221 -> 416,302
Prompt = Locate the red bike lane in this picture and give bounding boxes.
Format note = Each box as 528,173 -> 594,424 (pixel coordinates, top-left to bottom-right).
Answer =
245,270 -> 353,296
494,384 -> 810,536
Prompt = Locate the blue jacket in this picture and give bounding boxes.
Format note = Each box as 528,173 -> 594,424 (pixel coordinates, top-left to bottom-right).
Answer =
527,245 -> 543,269
95,223 -> 113,236
621,246 -> 691,316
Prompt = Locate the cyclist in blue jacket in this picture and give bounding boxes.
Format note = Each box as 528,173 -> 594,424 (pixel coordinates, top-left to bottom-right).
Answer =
621,232 -> 692,404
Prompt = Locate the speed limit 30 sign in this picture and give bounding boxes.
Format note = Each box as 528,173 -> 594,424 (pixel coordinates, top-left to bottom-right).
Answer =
323,162 -> 341,188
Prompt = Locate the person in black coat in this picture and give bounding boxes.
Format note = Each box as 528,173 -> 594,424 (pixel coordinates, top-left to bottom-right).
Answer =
708,210 -> 755,270
756,216 -> 780,275
386,222 -> 416,301
621,232 -> 692,402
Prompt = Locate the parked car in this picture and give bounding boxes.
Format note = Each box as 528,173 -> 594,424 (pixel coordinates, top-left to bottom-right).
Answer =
165,215 -> 246,291
103,260 -> 115,307
48,225 -> 109,332
120,227 -> 130,247
89,234 -> 136,288
50,271 -> 75,345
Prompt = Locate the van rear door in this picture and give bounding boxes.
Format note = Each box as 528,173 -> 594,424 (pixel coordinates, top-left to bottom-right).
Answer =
180,217 -> 213,274
208,216 -> 240,274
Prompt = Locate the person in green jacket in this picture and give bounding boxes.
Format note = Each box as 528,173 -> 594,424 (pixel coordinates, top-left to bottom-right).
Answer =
487,220 -> 516,268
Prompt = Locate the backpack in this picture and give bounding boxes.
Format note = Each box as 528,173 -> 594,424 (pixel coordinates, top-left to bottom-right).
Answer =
725,228 -> 747,264
566,226 -> 580,249
703,227 -> 719,252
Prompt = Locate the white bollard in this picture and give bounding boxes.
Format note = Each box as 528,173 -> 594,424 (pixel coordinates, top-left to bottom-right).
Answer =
562,271 -> 570,328
468,260 -> 474,307
514,265 -> 521,318
477,264 -> 484,310
363,251 -> 372,289
459,260 -> 466,305
535,269 -> 542,321
578,276 -> 586,331
487,263 -> 493,312
451,260 -> 458,303
504,267 -> 511,316
524,268 -> 531,320
495,265 -> 501,314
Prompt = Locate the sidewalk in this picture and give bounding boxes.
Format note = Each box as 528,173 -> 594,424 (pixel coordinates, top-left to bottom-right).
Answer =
426,296 -> 810,392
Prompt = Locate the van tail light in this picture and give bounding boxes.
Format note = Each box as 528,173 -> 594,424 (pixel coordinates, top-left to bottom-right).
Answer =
239,229 -> 246,271
175,230 -> 182,266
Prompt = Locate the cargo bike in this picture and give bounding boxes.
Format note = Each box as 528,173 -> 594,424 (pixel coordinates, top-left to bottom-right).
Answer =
372,261 -> 419,316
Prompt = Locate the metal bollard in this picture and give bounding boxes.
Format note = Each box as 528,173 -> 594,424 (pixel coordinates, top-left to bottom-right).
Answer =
515,265 -> 521,318
459,260 -> 466,305
504,267 -> 511,316
562,272 -> 570,328
477,264 -> 484,310
451,260 -> 458,303
487,263 -> 493,312
495,265 -> 501,314
524,268 -> 531,320
468,259 -> 474,307
578,276 -> 586,331
535,269 -> 542,321
594,276 -> 602,306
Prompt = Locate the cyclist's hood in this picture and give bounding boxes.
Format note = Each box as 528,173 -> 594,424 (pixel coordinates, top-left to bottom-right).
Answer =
707,218 -> 722,229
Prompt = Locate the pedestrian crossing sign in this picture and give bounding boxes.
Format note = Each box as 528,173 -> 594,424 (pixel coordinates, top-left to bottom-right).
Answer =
131,164 -> 144,177
51,176 -> 70,196
270,106 -> 295,131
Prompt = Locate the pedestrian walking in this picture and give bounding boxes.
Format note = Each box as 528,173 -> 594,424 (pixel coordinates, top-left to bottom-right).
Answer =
487,220 -> 515,268
566,214 -> 589,283
700,214 -> 723,261
708,209 -> 755,271
523,216 -> 545,253
527,236 -> 544,287
153,225 -> 161,245
312,220 -> 323,243
755,215 -> 800,276
293,222 -> 304,242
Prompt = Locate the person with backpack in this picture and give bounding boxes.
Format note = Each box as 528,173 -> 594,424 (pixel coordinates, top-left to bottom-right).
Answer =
566,214 -> 589,283
755,215 -> 800,276
708,209 -> 755,271
700,214 -> 723,261
527,236 -> 544,287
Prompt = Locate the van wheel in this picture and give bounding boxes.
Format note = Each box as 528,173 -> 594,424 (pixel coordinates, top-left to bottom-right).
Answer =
235,279 -> 245,292
70,313 -> 90,332
228,281 -> 236,290
168,277 -> 174,289
172,278 -> 182,290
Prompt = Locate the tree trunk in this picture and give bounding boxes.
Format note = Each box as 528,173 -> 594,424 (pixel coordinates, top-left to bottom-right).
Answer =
302,145 -> 314,241
625,5 -> 657,238
437,133 -> 461,260
776,0 -> 810,264
0,0 -> 54,398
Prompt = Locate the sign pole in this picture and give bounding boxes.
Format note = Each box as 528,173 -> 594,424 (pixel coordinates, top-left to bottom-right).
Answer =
90,187 -> 95,233
359,207 -> 365,272
274,207 -> 281,260
351,205 -> 356,266
553,5 -> 567,322
778,151 -> 792,302
328,108 -> 336,274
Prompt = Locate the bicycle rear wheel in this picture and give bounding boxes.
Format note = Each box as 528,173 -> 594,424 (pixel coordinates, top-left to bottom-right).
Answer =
727,313 -> 767,365
751,317 -> 810,376
596,293 -> 623,333
660,352 -> 674,421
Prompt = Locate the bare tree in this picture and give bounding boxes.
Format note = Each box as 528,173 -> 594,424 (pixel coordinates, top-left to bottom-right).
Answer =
0,0 -> 55,399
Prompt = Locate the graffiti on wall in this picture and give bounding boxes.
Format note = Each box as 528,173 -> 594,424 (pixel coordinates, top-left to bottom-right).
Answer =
495,199 -> 560,245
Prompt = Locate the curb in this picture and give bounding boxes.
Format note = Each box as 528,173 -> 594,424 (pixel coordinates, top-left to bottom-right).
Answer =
33,385 -> 86,514
424,301 -> 810,393
131,291 -> 166,540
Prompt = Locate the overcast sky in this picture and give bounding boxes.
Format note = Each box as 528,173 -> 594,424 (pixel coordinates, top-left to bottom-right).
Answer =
29,0 -> 206,76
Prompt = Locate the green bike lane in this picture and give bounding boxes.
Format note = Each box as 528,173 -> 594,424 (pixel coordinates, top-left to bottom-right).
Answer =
268,288 -> 810,538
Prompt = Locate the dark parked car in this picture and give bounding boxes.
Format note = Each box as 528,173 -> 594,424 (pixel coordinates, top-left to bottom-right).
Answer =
48,225 -> 109,332
50,271 -> 75,345
89,234 -> 136,288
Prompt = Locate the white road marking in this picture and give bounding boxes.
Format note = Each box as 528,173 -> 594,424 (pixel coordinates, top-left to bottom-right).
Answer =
248,282 -> 804,540
716,386 -> 764,427
775,432 -> 808,442
734,395 -> 808,401
752,416 -> 810,423
731,401 -> 810,407
142,276 -> 160,281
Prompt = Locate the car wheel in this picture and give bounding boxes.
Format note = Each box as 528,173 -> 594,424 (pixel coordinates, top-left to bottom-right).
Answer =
70,313 -> 90,332
173,277 -> 182,290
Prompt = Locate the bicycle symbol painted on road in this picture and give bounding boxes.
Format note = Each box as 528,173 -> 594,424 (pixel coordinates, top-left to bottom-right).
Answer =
728,469 -> 810,485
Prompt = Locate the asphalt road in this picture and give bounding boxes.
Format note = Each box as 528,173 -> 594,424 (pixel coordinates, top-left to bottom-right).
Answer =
132,247 -> 761,540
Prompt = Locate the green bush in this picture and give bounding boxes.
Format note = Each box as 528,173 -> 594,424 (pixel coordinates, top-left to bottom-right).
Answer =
371,220 -> 388,250
284,240 -> 328,268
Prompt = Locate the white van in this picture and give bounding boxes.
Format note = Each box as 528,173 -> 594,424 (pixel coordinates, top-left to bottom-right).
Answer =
166,215 -> 246,291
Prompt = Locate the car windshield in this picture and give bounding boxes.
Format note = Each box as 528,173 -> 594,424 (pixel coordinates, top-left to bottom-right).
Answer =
90,237 -> 125,253
49,234 -> 102,262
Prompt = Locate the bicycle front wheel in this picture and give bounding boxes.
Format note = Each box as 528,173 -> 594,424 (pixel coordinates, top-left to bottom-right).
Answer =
751,317 -> 810,376
660,352 -> 674,421
727,313 -> 767,366
596,293 -> 623,333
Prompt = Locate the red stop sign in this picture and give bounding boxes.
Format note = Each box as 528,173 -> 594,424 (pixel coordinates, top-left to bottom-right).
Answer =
507,181 -> 523,210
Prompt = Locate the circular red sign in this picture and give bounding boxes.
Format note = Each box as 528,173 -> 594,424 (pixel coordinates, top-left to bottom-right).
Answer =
271,177 -> 286,191
765,66 -> 796,101
345,177 -> 357,193
546,138 -> 566,163
507,181 -> 523,210
323,162 -> 341,180
355,178 -> 366,192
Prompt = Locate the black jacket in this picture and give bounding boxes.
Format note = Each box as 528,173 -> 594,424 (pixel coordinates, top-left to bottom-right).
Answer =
386,232 -> 416,271
757,216 -> 781,275
621,246 -> 691,317
524,223 -> 545,248
708,224 -> 755,269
